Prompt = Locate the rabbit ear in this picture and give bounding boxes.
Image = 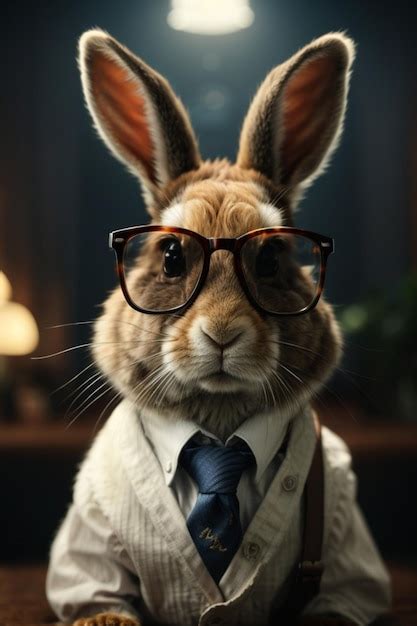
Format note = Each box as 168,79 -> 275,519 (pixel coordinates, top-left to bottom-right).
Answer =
237,33 -> 355,200
78,29 -> 201,209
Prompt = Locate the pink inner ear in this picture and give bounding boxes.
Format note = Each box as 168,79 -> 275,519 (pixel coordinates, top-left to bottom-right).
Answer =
281,55 -> 338,182
91,52 -> 157,184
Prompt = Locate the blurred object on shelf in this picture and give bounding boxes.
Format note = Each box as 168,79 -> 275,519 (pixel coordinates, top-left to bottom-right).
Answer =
13,376 -> 52,425
339,272 -> 417,421
0,270 -> 39,356
0,270 -> 40,422
0,301 -> 39,356
0,270 -> 12,303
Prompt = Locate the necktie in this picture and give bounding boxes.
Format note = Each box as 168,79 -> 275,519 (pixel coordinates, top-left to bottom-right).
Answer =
179,439 -> 255,583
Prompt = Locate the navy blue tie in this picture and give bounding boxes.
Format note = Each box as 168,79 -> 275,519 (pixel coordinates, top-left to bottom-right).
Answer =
179,439 -> 255,583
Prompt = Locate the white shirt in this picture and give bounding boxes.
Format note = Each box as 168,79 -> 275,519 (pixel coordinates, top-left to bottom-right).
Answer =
46,400 -> 391,626
140,406 -> 288,534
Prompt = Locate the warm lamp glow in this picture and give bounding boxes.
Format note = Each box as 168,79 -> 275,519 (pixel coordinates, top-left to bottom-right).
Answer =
167,0 -> 254,35
0,271 -> 12,303
0,301 -> 39,355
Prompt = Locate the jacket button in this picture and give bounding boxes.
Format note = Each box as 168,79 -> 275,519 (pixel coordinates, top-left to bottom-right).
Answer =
243,541 -> 261,561
282,475 -> 298,491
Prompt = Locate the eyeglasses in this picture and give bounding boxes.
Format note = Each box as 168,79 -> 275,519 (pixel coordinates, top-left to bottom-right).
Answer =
109,225 -> 334,316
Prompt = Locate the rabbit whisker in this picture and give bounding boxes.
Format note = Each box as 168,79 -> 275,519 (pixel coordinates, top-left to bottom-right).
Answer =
32,344 -> 93,359
64,350 -> 170,414
51,361 -> 97,396
263,373 -> 278,407
277,361 -> 304,386
65,382 -> 113,430
32,333 -> 183,361
266,338 -> 375,381
63,369 -> 104,409
279,359 -> 359,424
65,377 -> 110,422
131,354 -> 207,407
93,391 -> 123,436
45,318 -> 175,339
270,370 -> 290,405
153,364 -> 189,408
268,183 -> 291,209
146,371 -> 175,407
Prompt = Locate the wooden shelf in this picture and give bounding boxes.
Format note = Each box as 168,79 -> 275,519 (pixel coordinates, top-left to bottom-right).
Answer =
1,408 -> 417,459
321,413 -> 417,458
0,419 -> 97,454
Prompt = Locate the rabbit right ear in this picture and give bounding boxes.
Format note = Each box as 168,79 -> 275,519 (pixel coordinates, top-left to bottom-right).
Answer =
237,33 -> 355,204
78,30 -> 201,212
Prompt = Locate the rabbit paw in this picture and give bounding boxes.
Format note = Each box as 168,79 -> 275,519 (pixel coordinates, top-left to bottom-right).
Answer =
73,612 -> 141,626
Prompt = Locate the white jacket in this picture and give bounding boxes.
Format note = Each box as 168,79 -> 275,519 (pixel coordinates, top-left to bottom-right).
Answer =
46,400 -> 391,625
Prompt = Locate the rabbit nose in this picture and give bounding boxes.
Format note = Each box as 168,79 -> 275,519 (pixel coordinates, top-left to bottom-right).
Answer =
200,322 -> 244,351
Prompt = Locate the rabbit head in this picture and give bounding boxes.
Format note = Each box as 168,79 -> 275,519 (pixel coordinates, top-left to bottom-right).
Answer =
79,30 -> 354,439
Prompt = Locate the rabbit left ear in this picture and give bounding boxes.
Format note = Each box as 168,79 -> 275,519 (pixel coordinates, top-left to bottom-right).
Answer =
237,33 -> 355,201
78,29 -> 201,211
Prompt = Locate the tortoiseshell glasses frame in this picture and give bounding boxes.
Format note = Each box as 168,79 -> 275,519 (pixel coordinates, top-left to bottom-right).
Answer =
109,225 -> 334,316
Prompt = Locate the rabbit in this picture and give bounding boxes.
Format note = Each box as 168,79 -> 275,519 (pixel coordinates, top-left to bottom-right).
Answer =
46,29 -> 391,626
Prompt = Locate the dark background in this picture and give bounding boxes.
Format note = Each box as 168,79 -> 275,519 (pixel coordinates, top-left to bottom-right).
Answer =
1,0 -> 416,360
0,0 -> 417,567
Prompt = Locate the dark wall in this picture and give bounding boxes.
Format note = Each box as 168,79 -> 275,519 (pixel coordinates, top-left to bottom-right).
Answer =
1,0 -> 416,382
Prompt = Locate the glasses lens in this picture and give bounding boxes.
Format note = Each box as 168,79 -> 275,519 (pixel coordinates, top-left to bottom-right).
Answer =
122,230 -> 205,312
240,232 -> 322,314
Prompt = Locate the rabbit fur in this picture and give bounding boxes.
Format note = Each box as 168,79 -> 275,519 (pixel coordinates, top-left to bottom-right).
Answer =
67,29 -> 368,626
80,29 -> 353,442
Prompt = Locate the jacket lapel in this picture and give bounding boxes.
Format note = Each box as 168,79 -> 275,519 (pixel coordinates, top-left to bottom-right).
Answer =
218,408 -> 317,601
119,400 -> 224,605
117,400 -> 316,605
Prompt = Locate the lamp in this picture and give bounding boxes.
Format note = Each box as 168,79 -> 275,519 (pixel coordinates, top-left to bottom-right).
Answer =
0,272 -> 40,422
0,272 -> 39,356
167,0 -> 254,35
0,271 -> 12,304
0,302 -> 39,356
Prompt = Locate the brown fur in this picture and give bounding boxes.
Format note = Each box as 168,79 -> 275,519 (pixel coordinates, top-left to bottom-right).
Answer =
237,32 -> 355,195
93,168 -> 341,439
79,30 -> 354,439
79,29 -> 201,209
153,159 -> 293,222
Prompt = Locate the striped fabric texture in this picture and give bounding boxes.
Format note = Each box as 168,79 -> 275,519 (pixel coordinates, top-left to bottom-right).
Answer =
46,400 -> 391,626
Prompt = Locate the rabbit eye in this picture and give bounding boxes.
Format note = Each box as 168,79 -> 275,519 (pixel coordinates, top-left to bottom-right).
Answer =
255,239 -> 283,278
163,239 -> 185,278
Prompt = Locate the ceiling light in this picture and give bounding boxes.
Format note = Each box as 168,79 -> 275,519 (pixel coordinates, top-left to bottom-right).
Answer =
168,0 -> 254,35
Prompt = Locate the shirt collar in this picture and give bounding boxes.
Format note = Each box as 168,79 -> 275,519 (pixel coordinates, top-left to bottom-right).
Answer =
140,409 -> 201,486
140,405 -> 294,486
228,408 -> 290,482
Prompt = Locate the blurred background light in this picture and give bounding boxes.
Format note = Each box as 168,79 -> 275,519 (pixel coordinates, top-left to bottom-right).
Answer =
167,0 -> 254,35
0,271 -> 12,304
0,273 -> 39,356
0,301 -> 39,356
202,87 -> 226,110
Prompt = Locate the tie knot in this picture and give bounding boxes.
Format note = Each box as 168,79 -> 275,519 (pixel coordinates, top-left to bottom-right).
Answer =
180,440 -> 255,495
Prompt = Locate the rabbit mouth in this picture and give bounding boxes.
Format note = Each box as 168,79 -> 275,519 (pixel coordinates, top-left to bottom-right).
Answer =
198,369 -> 248,393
